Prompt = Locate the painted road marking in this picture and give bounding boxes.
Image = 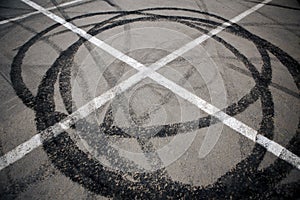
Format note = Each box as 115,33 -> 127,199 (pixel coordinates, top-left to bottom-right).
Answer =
1,0 -> 299,171
0,0 -> 88,25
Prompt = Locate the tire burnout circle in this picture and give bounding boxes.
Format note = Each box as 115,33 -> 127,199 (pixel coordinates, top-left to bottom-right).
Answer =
10,8 -> 300,199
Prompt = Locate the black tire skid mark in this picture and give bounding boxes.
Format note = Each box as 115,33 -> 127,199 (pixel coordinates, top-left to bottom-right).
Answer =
6,14 -> 251,199
10,8 -> 300,199
6,8 -> 278,198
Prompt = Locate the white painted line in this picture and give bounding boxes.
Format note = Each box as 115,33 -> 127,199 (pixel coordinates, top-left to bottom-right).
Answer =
145,68 -> 300,170
2,0 -> 299,171
149,0 -> 272,70
0,134 -> 42,170
0,0 -> 87,25
0,70 -> 150,170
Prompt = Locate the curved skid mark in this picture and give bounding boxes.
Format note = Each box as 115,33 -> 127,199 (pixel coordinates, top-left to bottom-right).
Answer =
1,1 -> 299,199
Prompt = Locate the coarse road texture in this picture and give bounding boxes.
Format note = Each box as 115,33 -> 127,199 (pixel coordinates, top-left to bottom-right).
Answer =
0,0 -> 299,199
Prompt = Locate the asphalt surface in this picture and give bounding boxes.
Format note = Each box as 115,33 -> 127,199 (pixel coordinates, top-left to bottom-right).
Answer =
0,0 -> 299,199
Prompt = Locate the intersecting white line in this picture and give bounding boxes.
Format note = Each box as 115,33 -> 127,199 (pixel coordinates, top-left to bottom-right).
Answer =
0,0 -> 87,25
1,0 -> 299,171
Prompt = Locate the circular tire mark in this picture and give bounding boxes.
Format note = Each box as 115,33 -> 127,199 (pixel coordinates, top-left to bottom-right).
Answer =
10,8 -> 300,199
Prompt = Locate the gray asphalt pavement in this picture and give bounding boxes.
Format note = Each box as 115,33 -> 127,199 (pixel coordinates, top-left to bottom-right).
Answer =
0,0 -> 299,199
